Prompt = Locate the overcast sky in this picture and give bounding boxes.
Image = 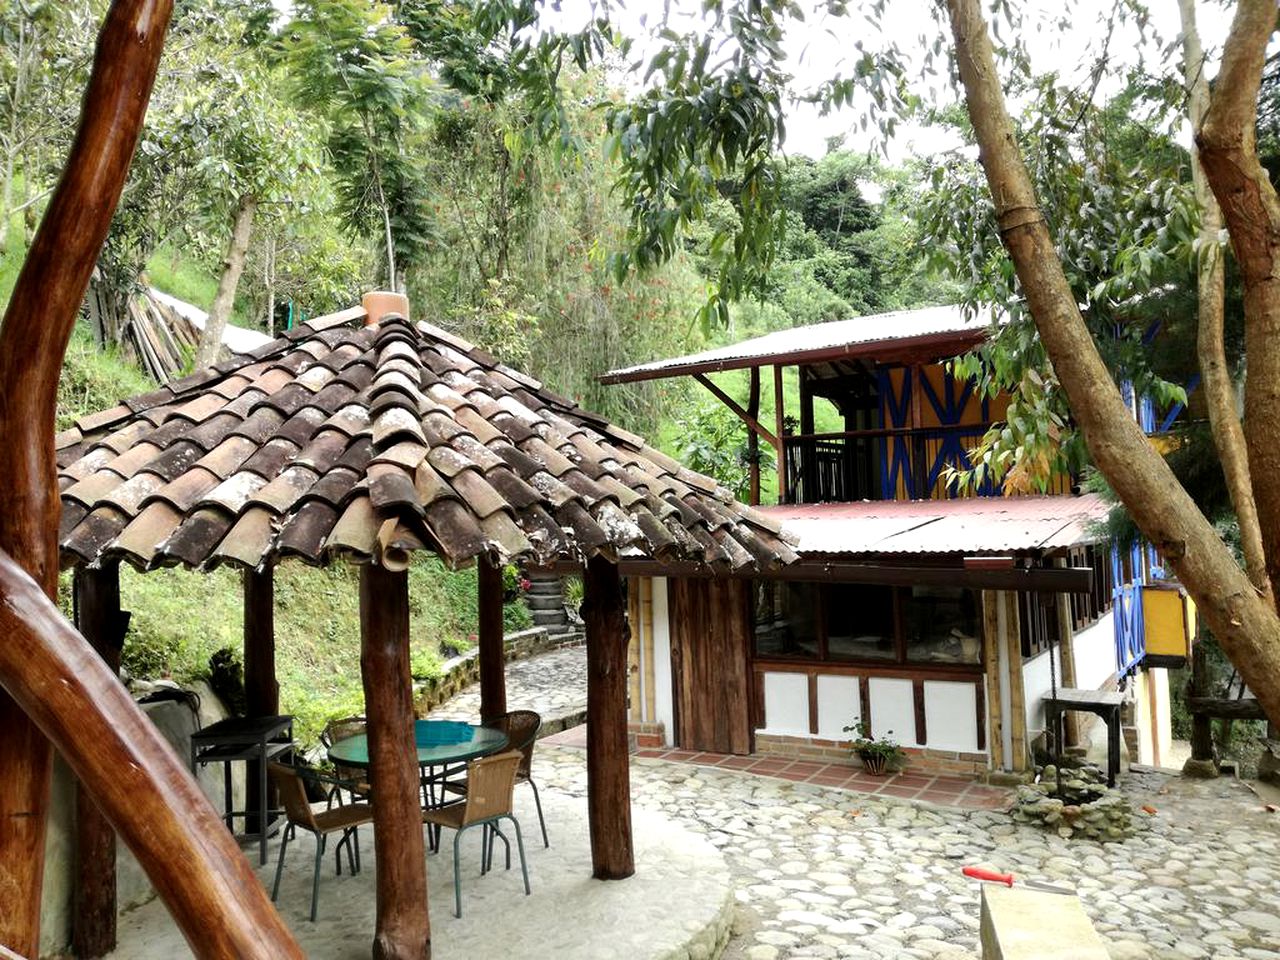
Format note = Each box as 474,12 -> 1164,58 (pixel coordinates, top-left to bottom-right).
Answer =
548,0 -> 1235,162
271,0 -> 1235,161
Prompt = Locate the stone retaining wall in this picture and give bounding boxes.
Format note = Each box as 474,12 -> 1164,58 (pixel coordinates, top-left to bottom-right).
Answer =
413,625 -> 584,716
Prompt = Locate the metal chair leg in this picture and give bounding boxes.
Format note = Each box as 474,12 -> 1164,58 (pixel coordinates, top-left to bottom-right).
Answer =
527,779 -> 549,848
489,822 -> 511,871
271,824 -> 293,902
310,834 -> 326,922
452,827 -> 464,918
507,815 -> 531,896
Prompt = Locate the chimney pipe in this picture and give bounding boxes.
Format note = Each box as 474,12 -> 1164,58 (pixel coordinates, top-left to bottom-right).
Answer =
362,290 -> 410,327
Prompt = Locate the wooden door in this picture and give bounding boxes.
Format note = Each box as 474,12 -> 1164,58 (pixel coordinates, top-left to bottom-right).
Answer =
670,577 -> 753,754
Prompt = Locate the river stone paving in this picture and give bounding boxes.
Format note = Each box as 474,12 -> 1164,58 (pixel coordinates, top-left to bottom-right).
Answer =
533,745 -> 1280,960
429,644 -> 586,728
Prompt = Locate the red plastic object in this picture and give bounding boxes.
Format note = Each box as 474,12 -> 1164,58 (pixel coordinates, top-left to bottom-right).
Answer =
963,866 -> 1014,886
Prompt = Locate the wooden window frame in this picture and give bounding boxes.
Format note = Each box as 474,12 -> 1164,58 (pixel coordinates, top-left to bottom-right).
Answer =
752,581 -> 984,674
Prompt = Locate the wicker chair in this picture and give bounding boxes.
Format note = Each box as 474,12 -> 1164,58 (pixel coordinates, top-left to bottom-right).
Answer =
268,762 -> 374,922
422,751 -> 531,918
320,715 -> 372,805
444,709 -> 549,848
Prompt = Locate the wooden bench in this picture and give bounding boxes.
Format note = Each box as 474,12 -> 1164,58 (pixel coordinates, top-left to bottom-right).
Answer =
1043,688 -> 1123,787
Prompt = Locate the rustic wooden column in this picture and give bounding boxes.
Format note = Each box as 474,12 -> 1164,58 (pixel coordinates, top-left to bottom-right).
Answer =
773,364 -> 788,504
582,555 -> 634,880
1188,641 -> 1215,763
243,566 -> 277,834
360,563 -> 430,960
747,368 -> 761,506
477,558 -> 506,722
72,562 -> 129,959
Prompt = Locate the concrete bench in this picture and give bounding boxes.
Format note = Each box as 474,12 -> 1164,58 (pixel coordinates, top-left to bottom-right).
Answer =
980,885 -> 1109,960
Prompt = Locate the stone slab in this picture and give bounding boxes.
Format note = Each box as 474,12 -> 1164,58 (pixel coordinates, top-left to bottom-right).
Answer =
980,885 -> 1109,960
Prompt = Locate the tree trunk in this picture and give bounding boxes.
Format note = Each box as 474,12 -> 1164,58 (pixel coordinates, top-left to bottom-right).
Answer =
1178,0 -> 1272,604
195,193 -> 257,369
1196,0 -> 1280,602
264,232 -> 276,338
582,555 -> 634,880
943,0 -> 1280,728
359,563 -> 431,960
0,2 -> 174,950
0,551 -> 302,957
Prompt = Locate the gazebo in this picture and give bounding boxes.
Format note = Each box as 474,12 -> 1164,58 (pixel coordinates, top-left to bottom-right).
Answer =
53,292 -> 797,958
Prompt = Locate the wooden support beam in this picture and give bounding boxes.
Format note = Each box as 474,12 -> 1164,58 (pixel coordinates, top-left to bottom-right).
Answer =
360,564 -> 430,960
243,566 -> 277,835
981,591 -> 1005,771
72,563 -> 129,959
477,558 -> 506,723
0,551 -> 302,958
1188,642 -> 1214,762
692,372 -> 778,448
747,368 -> 761,506
583,556 -> 634,880
1004,592 -> 1028,772
1052,560 -> 1080,746
773,365 -> 788,503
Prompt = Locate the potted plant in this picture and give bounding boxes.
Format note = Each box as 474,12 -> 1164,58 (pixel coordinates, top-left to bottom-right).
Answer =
843,720 -> 904,776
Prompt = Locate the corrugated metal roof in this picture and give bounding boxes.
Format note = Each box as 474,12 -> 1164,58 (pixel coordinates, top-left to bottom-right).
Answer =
602,304 -> 1001,383
761,494 -> 1109,557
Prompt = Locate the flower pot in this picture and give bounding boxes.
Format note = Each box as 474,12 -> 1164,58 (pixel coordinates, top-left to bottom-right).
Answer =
859,751 -> 889,776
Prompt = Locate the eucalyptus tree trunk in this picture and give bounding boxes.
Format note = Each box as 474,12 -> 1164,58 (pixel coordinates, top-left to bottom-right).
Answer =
943,0 -> 1280,727
195,192 -> 257,369
1178,0 -> 1272,604
1196,0 -> 1280,599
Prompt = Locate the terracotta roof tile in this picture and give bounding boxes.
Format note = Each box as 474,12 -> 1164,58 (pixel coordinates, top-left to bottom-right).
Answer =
58,314 -> 797,572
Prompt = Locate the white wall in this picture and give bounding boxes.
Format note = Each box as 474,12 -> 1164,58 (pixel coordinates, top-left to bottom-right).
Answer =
651,577 -> 675,747
1022,610 -> 1118,736
924,681 -> 980,753
1073,610 -> 1118,690
816,675 -> 860,740
869,677 -> 918,747
761,672 -> 809,735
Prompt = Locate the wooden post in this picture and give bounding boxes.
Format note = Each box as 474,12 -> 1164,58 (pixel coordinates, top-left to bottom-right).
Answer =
477,558 -> 506,722
799,366 -> 815,503
1189,641 -> 1215,763
360,563 -> 431,960
0,2 -> 174,950
1004,592 -> 1028,772
1053,561 -> 1081,746
583,556 -> 634,880
773,364 -> 788,504
747,368 -> 761,506
72,563 -> 128,959
981,590 -> 1005,771
243,566 -> 277,834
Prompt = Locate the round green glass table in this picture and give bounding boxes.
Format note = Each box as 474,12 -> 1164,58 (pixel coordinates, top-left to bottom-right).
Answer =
327,719 -> 508,769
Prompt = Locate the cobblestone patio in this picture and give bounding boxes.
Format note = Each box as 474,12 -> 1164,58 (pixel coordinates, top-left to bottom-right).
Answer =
532,744 -> 1280,960
428,644 -> 586,728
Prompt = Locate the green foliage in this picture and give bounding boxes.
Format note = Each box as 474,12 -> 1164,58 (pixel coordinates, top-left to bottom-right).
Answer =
920,75 -> 1199,492
673,399 -> 774,501
56,324 -> 155,432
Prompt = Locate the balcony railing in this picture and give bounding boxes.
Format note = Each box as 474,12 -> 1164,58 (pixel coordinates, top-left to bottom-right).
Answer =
782,425 -> 995,504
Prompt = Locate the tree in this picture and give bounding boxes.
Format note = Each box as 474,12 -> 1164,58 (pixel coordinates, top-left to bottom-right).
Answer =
940,0 -> 1280,726
283,0 -> 435,292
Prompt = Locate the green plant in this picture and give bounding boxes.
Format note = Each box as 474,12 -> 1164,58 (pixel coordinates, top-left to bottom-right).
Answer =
843,720 -> 905,770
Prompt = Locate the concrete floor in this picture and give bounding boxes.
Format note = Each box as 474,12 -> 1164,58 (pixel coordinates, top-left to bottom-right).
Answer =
108,788 -> 732,960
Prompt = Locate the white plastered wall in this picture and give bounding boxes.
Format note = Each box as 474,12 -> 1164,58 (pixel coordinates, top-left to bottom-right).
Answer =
651,577 -> 675,747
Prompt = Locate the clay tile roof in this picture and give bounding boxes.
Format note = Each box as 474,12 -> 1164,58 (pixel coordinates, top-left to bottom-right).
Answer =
58,309 -> 798,574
